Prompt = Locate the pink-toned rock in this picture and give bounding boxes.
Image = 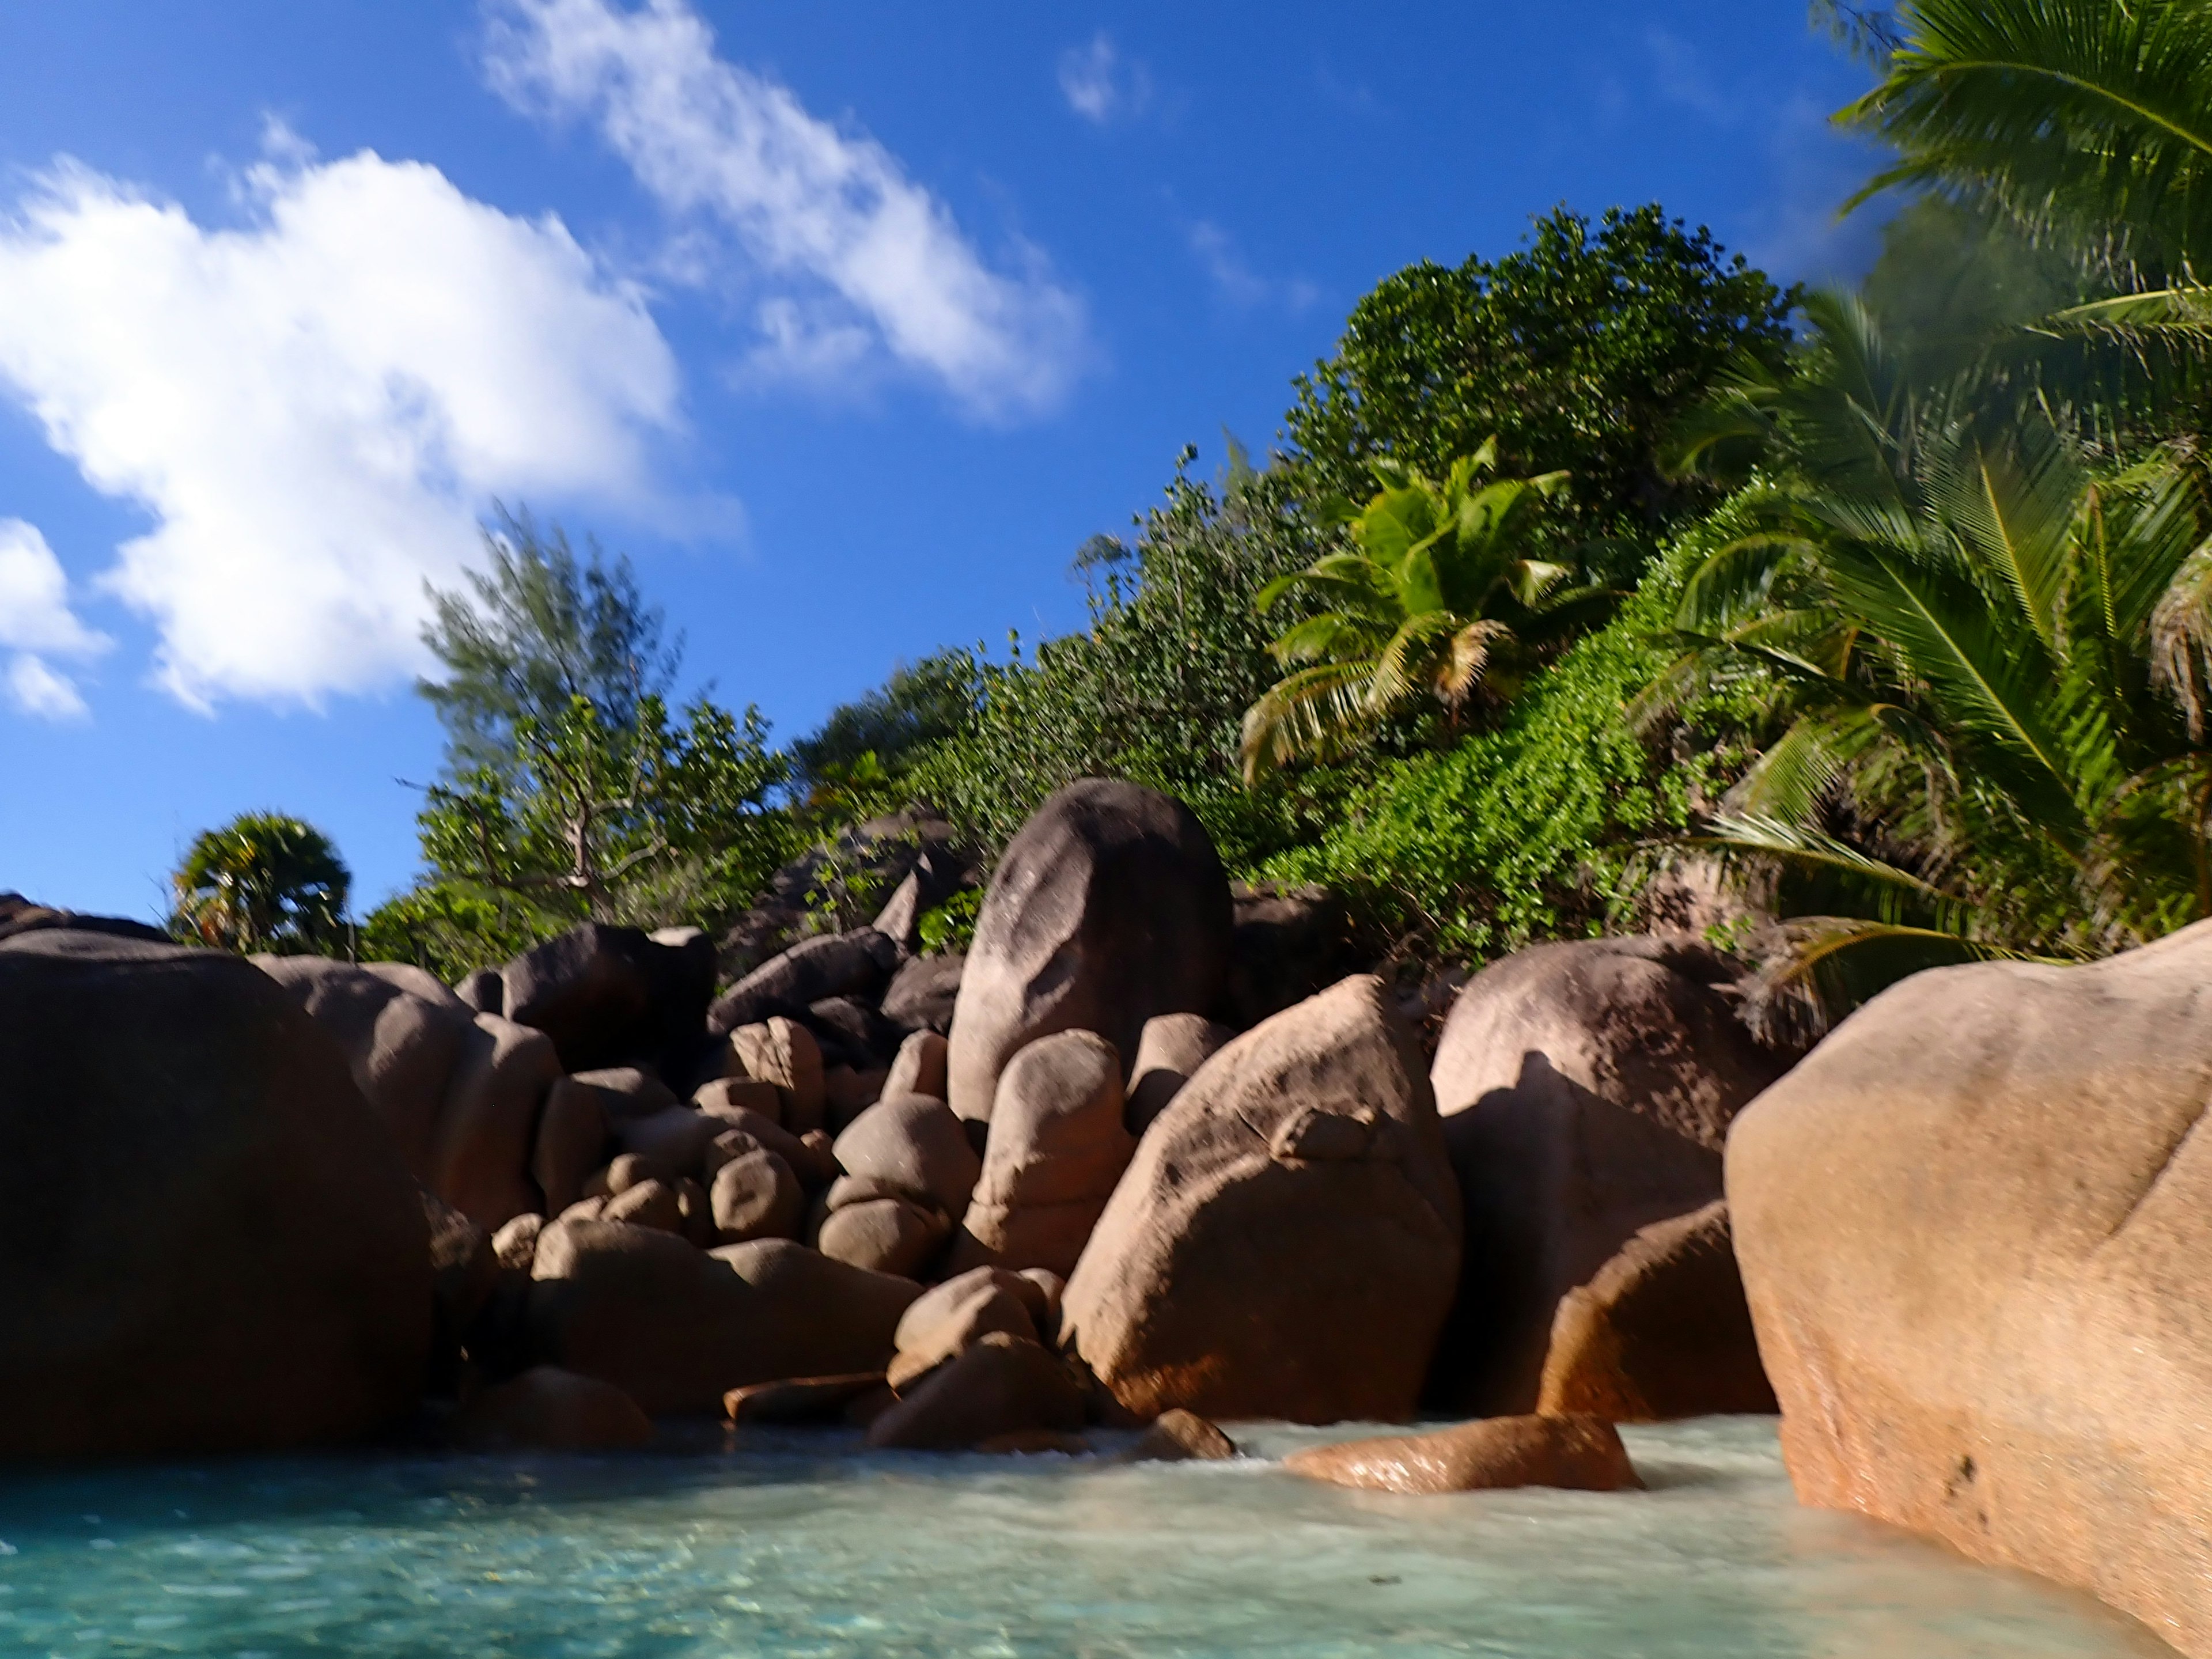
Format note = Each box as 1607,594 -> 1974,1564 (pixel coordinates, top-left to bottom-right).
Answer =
1126,1013 -> 1233,1135
601,1177 -> 681,1234
953,1030 -> 1132,1278
723,1372 -> 888,1425
819,1197 -> 949,1278
866,1332 -> 1086,1450
711,1149 -> 805,1244
945,781 -> 1233,1126
532,1077 -> 608,1217
1535,1200 -> 1774,1422
1061,976 -> 1460,1425
885,1029 -> 949,1102
1729,925 -> 2212,1657
1122,1408 -> 1236,1463
832,1093 -> 980,1217
1283,1414 -> 1639,1494
614,1107 -> 721,1177
491,1212 -> 546,1271
888,1267 -> 1042,1389
435,1013 -> 563,1228
1428,936 -> 1796,1414
729,1018 -> 825,1133
694,1075 -> 784,1125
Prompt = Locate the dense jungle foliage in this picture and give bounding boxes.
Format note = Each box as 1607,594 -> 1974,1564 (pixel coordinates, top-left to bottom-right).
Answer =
201,0 -> 2212,1028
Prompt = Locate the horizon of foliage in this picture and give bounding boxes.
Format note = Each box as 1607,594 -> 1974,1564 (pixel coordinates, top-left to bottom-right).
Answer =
194,0 -> 2211,1024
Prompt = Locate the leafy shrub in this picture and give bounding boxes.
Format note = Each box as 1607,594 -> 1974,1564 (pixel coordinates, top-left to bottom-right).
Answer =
1263,495 -> 1774,963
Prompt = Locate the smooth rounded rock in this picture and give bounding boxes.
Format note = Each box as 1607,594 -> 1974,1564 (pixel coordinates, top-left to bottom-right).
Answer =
832,1092 -> 982,1217
1283,1413 -> 1641,1494
711,1150 -> 806,1244
1060,975 -> 1460,1425
945,780 -> 1233,1125
453,1365 -> 653,1450
819,1197 -> 949,1278
953,1030 -> 1132,1277
866,1332 -> 1087,1451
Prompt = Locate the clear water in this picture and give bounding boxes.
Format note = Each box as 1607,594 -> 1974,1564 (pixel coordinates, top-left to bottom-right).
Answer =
0,1416 -> 2168,1658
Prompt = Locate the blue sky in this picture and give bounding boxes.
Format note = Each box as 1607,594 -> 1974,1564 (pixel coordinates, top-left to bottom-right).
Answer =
0,1 -> 1884,922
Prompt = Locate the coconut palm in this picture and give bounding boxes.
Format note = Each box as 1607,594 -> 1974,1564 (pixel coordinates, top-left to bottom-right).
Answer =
172,813 -> 351,955
1643,296 -> 2212,1025
1832,0 -> 2212,401
1239,442 -> 1604,781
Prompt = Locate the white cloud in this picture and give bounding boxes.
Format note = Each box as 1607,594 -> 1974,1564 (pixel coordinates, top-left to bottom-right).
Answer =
484,0 -> 1087,420
1188,221 -> 1319,314
1059,32 -> 1150,125
6,653 -> 89,720
0,146 -> 680,709
0,518 -> 109,719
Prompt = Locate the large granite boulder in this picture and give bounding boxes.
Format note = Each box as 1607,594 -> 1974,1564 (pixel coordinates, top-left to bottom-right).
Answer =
1729,923 -> 2212,1657
952,1031 -> 1133,1278
1060,975 -> 1460,1423
1427,935 -> 1794,1414
0,931 -> 433,1458
258,955 -> 564,1228
946,780 -> 1232,1125
1535,1199 -> 1774,1422
709,930 -> 899,1037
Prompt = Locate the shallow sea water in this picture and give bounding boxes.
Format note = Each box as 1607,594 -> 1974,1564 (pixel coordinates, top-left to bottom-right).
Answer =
0,1416 -> 2169,1658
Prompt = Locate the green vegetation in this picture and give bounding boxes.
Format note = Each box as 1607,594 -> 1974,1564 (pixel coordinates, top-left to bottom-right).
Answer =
360,522 -> 794,979
1286,205 -> 1797,552
171,812 -> 350,955
294,0 -> 2211,1024
1241,443 -> 1595,781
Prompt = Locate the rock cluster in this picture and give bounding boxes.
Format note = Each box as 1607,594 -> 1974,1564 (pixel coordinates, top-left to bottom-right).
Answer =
0,791 -> 1789,1474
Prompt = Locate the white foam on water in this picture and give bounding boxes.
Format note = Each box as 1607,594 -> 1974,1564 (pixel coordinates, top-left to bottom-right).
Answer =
0,1417 -> 2171,1656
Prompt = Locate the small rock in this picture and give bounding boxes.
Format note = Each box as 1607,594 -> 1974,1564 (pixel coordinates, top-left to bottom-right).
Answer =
976,1429 -> 1091,1456
614,1107 -> 721,1178
711,1150 -> 806,1244
694,1075 -> 785,1125
729,1019 -> 826,1133
819,1197 -> 949,1278
823,1064 -> 890,1132
1282,1414 -> 1641,1494
453,1365 -> 653,1451
865,1332 -> 1088,1451
723,1372 -> 890,1425
888,1267 -> 1042,1391
1126,1013 -> 1233,1135
1123,1408 -> 1237,1463
832,1093 -> 982,1217
532,1078 -> 609,1216
881,952 -> 963,1035
885,1029 -> 949,1102
602,1177 -> 683,1234
491,1212 -> 546,1272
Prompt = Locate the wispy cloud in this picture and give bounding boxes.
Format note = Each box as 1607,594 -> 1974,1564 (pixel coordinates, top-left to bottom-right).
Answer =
0,518 -> 109,719
1059,32 -> 1151,126
0,139 -> 679,709
1188,220 -> 1319,314
485,0 -> 1089,420
1645,26 -> 1734,124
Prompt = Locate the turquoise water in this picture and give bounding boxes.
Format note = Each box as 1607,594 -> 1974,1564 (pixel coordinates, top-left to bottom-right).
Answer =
0,1417 -> 2167,1657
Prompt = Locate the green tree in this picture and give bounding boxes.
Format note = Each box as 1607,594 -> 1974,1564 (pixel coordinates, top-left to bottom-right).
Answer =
368,510 -> 795,973
416,692 -> 790,928
418,506 -> 678,774
1645,296 -> 2212,1022
171,812 -> 351,955
1241,442 -> 1601,779
1286,206 -> 1796,551
790,649 -> 983,804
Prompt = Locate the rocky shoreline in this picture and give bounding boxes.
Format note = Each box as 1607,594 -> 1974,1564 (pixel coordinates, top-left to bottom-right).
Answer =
3,775 -> 2203,1653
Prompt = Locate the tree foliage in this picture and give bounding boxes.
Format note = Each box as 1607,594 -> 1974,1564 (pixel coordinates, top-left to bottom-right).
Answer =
171,812 -> 351,955
1286,205 -> 1796,551
418,506 -> 679,775
1648,294 -> 2212,1025
1242,442 -> 1601,779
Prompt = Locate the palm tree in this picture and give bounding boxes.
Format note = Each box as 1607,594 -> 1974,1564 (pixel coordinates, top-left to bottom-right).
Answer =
1643,295 -> 2212,1025
172,813 -> 351,955
1834,0 -> 2212,389
1239,442 -> 1603,781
